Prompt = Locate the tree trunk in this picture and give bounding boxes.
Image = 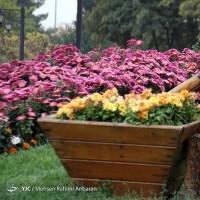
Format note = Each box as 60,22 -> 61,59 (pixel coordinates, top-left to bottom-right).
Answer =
179,134 -> 200,199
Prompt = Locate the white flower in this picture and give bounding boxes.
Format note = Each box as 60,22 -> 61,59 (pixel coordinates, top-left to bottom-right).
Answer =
11,136 -> 21,145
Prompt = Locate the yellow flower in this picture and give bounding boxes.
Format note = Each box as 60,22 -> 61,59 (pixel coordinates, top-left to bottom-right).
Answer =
188,92 -> 197,101
140,89 -> 152,99
125,93 -> 135,102
116,96 -> 124,104
110,95 -> 118,101
118,104 -> 127,115
89,93 -> 102,103
136,100 -> 152,111
65,108 -> 74,119
180,90 -> 190,99
82,97 -> 91,107
117,97 -> 127,116
57,103 -> 63,108
55,101 -> 76,119
128,99 -> 136,107
5,127 -> 12,134
138,110 -> 149,119
130,105 -> 140,112
55,108 -> 65,118
103,88 -> 119,99
137,100 -> 146,111
175,101 -> 183,108
103,100 -> 118,112
73,98 -> 86,109
158,96 -> 167,105
167,96 -> 183,108
148,96 -> 160,107
197,104 -> 200,112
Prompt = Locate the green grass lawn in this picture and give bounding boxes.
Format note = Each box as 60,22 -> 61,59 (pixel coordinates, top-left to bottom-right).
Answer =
0,144 -> 194,200
0,144 -> 138,200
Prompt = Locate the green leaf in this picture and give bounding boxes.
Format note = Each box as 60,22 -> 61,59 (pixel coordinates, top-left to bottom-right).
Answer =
0,135 -> 6,140
155,116 -> 162,121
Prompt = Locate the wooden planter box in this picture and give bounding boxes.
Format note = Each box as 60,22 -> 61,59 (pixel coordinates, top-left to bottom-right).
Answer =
38,115 -> 200,197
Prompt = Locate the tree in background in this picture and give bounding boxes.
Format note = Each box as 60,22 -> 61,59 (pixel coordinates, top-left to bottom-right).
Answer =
45,24 -> 76,47
25,32 -> 51,58
179,0 -> 200,37
83,0 -> 199,51
0,0 -> 49,63
0,32 -> 19,63
0,0 -> 47,32
178,0 -> 200,19
192,38 -> 200,52
80,0 -> 115,53
83,0 -> 94,11
0,0 -> 199,64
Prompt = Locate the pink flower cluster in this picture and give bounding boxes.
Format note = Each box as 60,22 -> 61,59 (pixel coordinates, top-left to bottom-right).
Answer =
127,39 -> 143,47
0,41 -> 199,118
37,42 -> 199,94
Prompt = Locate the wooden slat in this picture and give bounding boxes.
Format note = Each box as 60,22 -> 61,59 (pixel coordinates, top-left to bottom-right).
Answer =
166,143 -> 187,195
184,135 -> 200,193
61,159 -> 171,183
191,85 -> 200,92
72,178 -> 163,197
38,117 -> 182,146
169,73 -> 200,93
50,140 -> 176,165
180,120 -> 200,143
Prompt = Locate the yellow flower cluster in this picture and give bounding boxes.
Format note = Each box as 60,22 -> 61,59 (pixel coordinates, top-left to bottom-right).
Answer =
54,88 -> 196,120
125,89 -> 196,119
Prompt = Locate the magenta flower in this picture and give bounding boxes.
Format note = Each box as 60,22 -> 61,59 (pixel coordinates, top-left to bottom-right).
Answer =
127,39 -> 143,47
49,102 -> 57,107
136,40 -> 143,46
39,73 -> 47,79
0,88 -> 12,95
43,99 -> 50,104
18,80 -> 27,87
28,112 -> 36,117
41,113 -> 47,117
17,115 -> 26,121
49,75 -> 58,81
0,102 -> 8,109
29,75 -> 38,82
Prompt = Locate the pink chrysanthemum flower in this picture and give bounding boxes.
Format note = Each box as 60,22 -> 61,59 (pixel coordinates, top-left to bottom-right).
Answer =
28,112 -> 36,117
17,115 -> 26,121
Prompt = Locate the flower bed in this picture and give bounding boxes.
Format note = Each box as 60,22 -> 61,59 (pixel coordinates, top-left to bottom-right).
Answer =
0,39 -> 200,154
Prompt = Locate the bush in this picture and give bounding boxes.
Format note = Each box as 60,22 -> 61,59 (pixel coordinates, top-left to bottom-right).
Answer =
192,38 -> 200,53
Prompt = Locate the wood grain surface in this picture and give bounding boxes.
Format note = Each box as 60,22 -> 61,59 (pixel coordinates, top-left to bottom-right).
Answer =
51,140 -> 176,165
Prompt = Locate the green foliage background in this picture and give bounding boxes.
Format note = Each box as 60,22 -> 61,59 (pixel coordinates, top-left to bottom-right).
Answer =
83,0 -> 200,51
0,0 -> 199,64
0,0 -> 50,63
